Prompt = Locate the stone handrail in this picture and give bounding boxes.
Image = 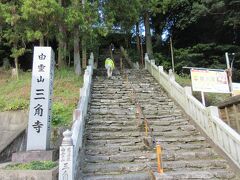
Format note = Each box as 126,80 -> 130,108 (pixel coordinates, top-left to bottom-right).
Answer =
59,53 -> 94,180
144,53 -> 240,169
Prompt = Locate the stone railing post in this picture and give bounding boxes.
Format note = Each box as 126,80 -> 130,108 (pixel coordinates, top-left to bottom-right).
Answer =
206,106 -> 219,139
84,69 -> 90,87
158,66 -> 163,83
184,86 -> 192,115
207,106 -> 219,118
88,52 -> 94,66
144,53 -> 149,69
150,60 -> 155,75
59,130 -> 74,180
168,69 -> 175,81
134,62 -> 139,69
90,52 -> 94,61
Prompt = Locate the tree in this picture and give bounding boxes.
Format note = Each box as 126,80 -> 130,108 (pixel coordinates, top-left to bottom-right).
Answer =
57,0 -> 68,68
65,0 -> 84,75
21,0 -> 62,46
104,0 -> 141,50
80,0 -> 98,68
139,0 -> 177,57
224,0 -> 240,44
1,1 -> 26,79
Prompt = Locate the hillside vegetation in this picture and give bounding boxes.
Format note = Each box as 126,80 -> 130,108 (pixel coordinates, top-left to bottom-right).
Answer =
0,68 -> 82,127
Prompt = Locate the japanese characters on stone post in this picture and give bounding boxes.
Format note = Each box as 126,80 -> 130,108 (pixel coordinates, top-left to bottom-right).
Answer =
27,47 -> 55,151
59,145 -> 73,180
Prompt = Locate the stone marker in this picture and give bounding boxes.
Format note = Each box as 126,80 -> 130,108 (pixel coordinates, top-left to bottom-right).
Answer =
27,47 -> 55,151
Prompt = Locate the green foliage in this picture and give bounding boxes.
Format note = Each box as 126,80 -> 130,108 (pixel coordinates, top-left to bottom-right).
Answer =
0,0 -> 26,71
4,99 -> 29,111
65,1 -> 98,35
154,52 -> 171,69
52,102 -> 74,127
10,48 -> 26,59
127,48 -> 140,62
54,67 -> 83,82
169,43 -> 240,74
175,73 -> 191,87
0,71 -> 31,111
4,161 -> 57,170
52,69 -> 82,127
0,68 -> 82,127
2,58 -> 11,70
105,0 -> 141,32
21,0 -> 63,44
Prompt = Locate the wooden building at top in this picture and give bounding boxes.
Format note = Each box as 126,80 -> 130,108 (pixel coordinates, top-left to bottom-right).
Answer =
218,95 -> 240,134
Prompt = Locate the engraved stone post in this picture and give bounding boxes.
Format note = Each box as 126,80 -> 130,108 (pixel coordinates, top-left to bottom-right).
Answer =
27,47 -> 55,151
59,130 -> 74,180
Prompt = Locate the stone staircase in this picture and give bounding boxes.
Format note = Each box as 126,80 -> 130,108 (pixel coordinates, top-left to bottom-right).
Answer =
79,68 -> 239,180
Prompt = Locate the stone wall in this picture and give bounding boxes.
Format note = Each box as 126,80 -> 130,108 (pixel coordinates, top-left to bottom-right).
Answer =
0,111 -> 28,162
0,164 -> 58,180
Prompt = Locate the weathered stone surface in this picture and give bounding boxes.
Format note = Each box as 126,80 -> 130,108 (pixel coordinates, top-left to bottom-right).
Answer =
83,162 -> 148,174
0,111 -> 28,163
83,172 -> 150,180
78,69 -> 238,179
12,150 -> 58,163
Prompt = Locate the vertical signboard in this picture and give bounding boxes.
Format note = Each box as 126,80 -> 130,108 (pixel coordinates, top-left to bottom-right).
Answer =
191,69 -> 230,93
27,47 -> 55,151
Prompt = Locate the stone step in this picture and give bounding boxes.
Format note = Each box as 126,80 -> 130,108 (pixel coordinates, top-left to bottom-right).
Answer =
86,131 -> 143,140
82,159 -> 229,175
83,149 -> 219,164
155,135 -> 206,143
85,138 -> 143,147
89,108 -> 135,115
86,120 -> 137,126
82,162 -> 150,174
85,126 -> 139,132
160,142 -> 212,151
85,145 -> 145,156
152,129 -> 200,137
79,69 -> 238,179
90,99 -> 130,104
87,116 -> 137,121
154,158 -> 229,171
83,172 -> 150,180
154,169 -> 236,180
84,152 -> 151,163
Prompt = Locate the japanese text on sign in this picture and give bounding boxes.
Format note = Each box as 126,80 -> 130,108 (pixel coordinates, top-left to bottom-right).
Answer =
191,69 -> 230,93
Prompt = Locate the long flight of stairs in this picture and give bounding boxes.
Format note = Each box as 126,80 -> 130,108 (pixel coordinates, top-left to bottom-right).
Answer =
78,52 -> 239,179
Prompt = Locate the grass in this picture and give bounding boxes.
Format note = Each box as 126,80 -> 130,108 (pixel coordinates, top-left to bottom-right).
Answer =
0,68 -> 83,127
4,161 -> 57,170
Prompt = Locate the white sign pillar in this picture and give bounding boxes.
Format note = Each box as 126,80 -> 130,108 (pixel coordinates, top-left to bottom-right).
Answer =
27,47 -> 55,151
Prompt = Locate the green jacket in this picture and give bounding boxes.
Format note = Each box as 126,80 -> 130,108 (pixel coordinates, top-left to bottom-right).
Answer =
105,58 -> 115,69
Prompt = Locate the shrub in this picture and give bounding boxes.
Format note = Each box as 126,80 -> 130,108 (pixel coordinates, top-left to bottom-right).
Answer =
52,102 -> 74,127
4,161 -> 57,170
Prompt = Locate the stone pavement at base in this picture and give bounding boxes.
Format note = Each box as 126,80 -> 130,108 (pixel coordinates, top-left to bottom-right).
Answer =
78,69 -> 239,180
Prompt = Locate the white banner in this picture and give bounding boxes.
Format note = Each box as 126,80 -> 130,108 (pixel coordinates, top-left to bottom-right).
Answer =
191,69 -> 230,93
